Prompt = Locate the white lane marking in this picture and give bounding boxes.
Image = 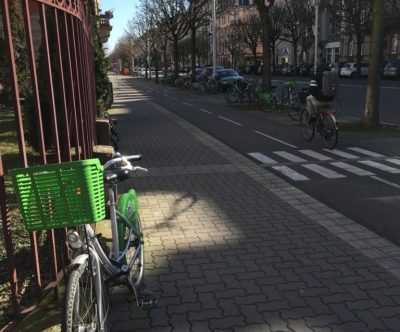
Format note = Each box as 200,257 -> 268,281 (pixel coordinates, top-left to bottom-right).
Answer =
200,108 -> 213,114
272,166 -> 309,181
218,116 -> 242,126
323,148 -> 359,159
347,147 -> 385,158
358,160 -> 400,174
302,164 -> 346,178
248,152 -> 278,165
254,131 -> 298,149
171,97 -> 178,101
183,102 -> 194,107
371,176 -> 400,189
273,151 -> 307,163
299,149 -> 332,161
330,162 -> 375,176
386,159 -> 400,166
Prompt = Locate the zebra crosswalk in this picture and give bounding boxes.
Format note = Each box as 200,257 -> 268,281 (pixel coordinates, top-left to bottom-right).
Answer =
248,147 -> 400,183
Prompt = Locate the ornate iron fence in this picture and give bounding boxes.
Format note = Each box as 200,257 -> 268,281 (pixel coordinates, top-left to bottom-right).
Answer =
0,0 -> 98,322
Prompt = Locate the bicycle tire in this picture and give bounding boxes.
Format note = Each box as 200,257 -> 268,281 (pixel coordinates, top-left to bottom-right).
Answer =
281,86 -> 289,108
321,113 -> 338,149
287,96 -> 302,121
209,80 -> 218,94
333,97 -> 342,117
229,88 -> 240,103
258,93 -> 277,113
62,259 -> 109,332
224,87 -> 232,103
190,82 -> 201,94
300,110 -> 315,141
124,215 -> 145,290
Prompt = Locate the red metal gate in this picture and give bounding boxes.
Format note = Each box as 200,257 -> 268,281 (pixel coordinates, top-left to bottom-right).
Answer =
0,0 -> 98,321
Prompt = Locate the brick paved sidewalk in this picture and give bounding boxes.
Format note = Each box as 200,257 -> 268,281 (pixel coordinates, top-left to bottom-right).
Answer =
108,75 -> 400,332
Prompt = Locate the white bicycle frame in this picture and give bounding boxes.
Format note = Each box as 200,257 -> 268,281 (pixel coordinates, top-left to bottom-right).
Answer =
67,155 -> 146,330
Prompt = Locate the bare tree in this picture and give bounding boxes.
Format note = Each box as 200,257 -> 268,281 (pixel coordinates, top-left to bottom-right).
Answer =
181,0 -> 210,81
280,0 -> 313,74
153,0 -> 189,78
220,23 -> 244,69
269,3 -> 285,70
255,0 -> 275,92
237,15 -> 262,66
328,0 -> 371,78
364,0 -> 384,127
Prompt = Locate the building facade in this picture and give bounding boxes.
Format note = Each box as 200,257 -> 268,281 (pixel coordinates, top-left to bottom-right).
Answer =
215,0 -> 400,69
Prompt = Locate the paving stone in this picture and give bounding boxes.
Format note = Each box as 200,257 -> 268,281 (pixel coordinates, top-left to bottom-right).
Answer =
107,76 -> 400,332
209,316 -> 246,330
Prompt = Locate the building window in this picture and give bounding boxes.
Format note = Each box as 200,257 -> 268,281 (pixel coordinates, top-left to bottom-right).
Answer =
238,0 -> 250,5
392,34 -> 399,54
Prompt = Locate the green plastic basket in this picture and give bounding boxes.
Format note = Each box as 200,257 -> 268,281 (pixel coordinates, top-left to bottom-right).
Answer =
10,159 -> 106,231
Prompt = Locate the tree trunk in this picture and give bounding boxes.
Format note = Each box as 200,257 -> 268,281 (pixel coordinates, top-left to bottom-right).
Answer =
271,41 -> 276,74
356,35 -> 363,78
190,27 -> 197,82
253,47 -> 257,66
364,0 -> 384,127
258,6 -> 272,91
163,42 -> 167,78
173,36 -> 179,79
293,40 -> 298,76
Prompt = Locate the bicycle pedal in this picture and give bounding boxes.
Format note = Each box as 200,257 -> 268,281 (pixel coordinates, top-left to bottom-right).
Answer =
139,296 -> 158,309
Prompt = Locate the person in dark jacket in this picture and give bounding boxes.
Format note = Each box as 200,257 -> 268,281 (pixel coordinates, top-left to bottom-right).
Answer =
306,64 -> 334,118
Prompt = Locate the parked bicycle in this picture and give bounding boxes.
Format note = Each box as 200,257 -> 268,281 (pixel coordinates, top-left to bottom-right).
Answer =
280,79 -> 302,121
191,75 -> 218,94
224,79 -> 252,104
104,111 -> 119,151
300,105 -> 339,149
11,154 -> 157,332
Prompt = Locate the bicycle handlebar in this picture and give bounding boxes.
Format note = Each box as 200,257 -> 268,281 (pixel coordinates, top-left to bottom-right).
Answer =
103,153 -> 146,173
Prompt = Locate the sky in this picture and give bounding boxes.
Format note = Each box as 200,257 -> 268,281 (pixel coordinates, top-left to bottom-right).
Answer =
99,0 -> 139,53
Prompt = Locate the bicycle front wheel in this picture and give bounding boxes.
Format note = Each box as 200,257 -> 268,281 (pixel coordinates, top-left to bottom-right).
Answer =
125,215 -> 145,290
287,96 -> 302,121
280,86 -> 289,108
258,93 -> 277,113
63,259 -> 108,332
190,82 -> 201,94
228,88 -> 240,103
332,97 -> 342,117
321,114 -> 338,149
300,110 -> 315,141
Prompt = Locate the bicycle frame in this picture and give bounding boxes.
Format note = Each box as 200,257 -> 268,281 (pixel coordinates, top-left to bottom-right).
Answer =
84,182 -> 143,277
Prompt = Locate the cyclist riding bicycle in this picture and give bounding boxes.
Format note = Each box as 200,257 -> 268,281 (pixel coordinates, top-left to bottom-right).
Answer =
306,63 -> 338,121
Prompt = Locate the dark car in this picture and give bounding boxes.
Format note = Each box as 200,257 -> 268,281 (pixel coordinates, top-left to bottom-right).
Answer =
283,64 -> 296,76
202,66 -> 225,76
238,64 -> 258,75
188,68 -> 204,81
298,64 -> 313,76
216,69 -> 244,92
383,61 -> 400,79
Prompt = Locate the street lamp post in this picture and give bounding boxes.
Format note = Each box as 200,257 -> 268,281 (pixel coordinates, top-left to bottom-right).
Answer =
312,0 -> 320,73
212,0 -> 217,76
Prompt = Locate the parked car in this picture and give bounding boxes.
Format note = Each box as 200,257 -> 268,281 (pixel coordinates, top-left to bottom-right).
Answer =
238,64 -> 258,75
340,62 -> 369,78
298,64 -> 313,76
202,66 -> 225,76
383,61 -> 400,79
188,68 -> 204,81
216,69 -> 244,92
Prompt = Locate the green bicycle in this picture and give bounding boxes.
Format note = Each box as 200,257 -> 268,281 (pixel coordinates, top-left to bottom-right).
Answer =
11,154 -> 157,332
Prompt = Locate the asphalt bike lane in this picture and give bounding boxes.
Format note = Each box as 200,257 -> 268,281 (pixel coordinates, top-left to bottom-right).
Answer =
129,78 -> 400,247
